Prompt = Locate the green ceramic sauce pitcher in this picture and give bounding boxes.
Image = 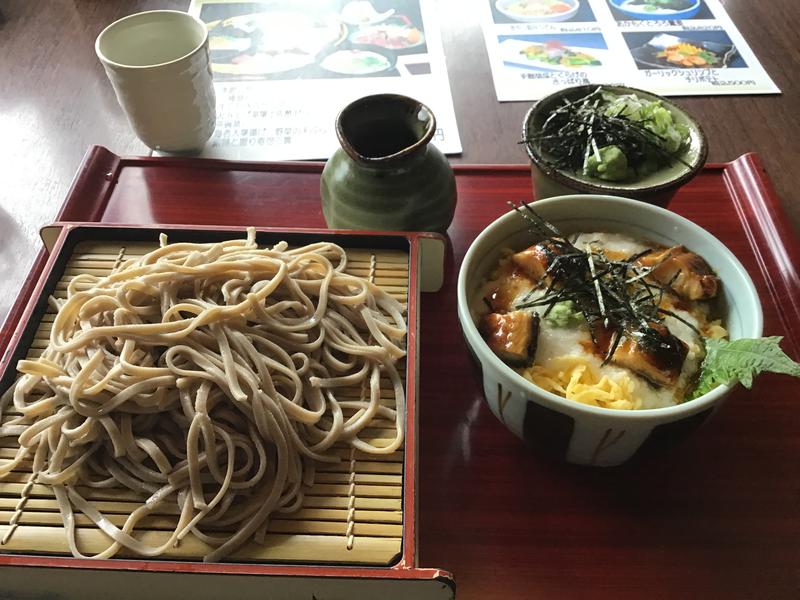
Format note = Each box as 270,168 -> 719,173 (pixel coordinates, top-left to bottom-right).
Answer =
321,94 -> 457,233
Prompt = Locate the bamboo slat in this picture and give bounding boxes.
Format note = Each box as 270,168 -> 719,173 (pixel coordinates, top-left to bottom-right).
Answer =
0,239 -> 409,565
0,527 -> 401,563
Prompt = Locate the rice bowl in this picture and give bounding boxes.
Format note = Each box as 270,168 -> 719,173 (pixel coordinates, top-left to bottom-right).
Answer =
457,195 -> 762,466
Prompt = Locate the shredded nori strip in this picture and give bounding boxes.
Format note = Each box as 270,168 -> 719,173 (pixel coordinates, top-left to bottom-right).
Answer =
509,202 -> 692,364
522,86 -> 691,179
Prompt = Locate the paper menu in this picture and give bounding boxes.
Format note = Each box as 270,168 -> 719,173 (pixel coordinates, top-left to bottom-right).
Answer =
479,0 -> 779,101
188,0 -> 462,160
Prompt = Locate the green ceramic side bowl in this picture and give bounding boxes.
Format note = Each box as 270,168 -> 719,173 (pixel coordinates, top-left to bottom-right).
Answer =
522,85 -> 708,207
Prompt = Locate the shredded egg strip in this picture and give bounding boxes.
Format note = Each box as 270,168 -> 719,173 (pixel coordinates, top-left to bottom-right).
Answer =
522,356 -> 640,411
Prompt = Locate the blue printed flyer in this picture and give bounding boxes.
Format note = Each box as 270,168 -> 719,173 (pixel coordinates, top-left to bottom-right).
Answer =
480,0 -> 779,101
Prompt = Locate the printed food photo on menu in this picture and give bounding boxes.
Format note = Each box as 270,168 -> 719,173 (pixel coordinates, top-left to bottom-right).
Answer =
198,0 -> 428,81
607,0 -> 714,21
498,32 -> 608,72
624,31 -> 745,69
490,0 -> 596,24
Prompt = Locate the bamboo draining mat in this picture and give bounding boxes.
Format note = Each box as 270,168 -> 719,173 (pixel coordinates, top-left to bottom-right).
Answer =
0,240 -> 409,565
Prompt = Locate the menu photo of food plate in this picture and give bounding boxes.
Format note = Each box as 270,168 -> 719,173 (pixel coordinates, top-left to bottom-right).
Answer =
623,30 -> 744,70
607,0 -> 714,22
498,32 -> 610,73
490,30 -> 626,101
490,0 -> 597,24
187,0 -> 462,160
479,0 -> 778,100
199,0 -> 430,80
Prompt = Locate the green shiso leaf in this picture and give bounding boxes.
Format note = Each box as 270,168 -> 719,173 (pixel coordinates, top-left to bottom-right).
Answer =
691,336 -> 800,399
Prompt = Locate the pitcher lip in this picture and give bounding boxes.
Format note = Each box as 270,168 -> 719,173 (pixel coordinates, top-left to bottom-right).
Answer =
335,93 -> 437,164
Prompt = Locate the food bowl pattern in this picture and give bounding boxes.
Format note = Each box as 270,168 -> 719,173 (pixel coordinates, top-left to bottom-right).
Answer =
609,0 -> 702,21
457,195 -> 762,466
496,0 -> 580,23
522,84 -> 708,207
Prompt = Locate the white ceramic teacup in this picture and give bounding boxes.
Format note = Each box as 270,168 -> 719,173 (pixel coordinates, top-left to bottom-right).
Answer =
96,10 -> 216,153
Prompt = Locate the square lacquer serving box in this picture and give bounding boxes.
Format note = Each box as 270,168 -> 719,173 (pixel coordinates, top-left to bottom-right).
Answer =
0,221 -> 453,599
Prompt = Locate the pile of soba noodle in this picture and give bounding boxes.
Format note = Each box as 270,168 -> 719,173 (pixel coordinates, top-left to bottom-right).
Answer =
0,229 -> 406,561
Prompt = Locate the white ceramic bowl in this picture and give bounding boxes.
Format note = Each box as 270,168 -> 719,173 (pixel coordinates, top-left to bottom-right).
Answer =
609,0 -> 701,21
496,0 -> 580,23
457,195 -> 763,466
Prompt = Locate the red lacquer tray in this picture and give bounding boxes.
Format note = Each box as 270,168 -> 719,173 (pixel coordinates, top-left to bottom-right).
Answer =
2,147 -> 799,599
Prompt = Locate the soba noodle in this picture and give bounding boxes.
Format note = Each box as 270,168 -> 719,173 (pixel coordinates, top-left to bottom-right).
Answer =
0,228 -> 406,561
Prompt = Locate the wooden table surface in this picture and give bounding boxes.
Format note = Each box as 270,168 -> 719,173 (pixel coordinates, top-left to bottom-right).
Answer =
0,1 -> 799,598
1,0 -> 799,324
